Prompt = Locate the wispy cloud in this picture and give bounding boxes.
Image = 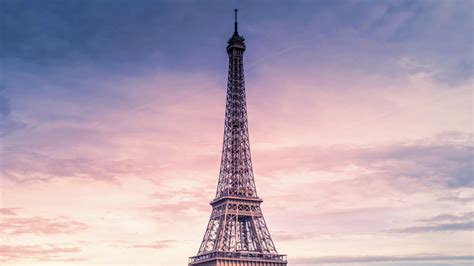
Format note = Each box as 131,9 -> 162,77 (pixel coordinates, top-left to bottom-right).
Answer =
1,216 -> 87,236
255,134 -> 473,191
0,1 -> 472,265
0,244 -> 83,262
437,194 -> 474,203
390,212 -> 474,234
419,212 -> 474,223
272,231 -> 320,241
129,240 -> 176,250
0,89 -> 27,137
147,187 -> 213,217
291,254 -> 474,264
393,221 -> 473,233
2,147 -> 156,184
0,208 -> 19,216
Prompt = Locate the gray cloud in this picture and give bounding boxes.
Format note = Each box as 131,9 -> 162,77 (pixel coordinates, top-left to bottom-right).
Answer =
437,194 -> 474,203
389,211 -> 473,234
360,143 -> 473,189
1,0 -> 231,71
0,91 -> 10,118
2,0 -> 472,86
419,212 -> 474,223
255,131 -> 474,190
393,221 -> 473,233
291,254 -> 473,264
0,89 -> 27,137
433,58 -> 474,87
0,119 -> 26,137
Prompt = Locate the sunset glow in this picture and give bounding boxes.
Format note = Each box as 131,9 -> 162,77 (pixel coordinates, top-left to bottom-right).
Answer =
1,1 -> 473,265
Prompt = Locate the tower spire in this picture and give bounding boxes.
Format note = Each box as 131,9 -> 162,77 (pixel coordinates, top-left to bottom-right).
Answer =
234,9 -> 238,34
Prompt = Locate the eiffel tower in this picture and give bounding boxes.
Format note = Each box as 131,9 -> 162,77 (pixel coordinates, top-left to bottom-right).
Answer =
188,10 -> 287,266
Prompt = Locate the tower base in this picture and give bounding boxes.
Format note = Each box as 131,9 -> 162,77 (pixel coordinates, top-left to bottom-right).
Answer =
189,258 -> 286,266
189,252 -> 287,266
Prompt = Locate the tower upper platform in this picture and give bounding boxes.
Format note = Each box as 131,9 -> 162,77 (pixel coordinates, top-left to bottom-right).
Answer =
227,9 -> 246,53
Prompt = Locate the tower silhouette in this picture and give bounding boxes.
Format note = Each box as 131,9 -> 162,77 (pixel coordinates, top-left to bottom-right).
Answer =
188,10 -> 287,266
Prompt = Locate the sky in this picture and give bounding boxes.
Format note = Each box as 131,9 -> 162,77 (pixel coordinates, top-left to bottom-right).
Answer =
0,0 -> 473,265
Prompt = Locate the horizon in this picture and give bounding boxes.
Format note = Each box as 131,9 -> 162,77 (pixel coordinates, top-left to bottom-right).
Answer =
1,1 -> 473,265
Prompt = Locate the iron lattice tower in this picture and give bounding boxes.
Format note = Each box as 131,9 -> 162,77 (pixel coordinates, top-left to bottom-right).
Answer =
189,10 -> 287,266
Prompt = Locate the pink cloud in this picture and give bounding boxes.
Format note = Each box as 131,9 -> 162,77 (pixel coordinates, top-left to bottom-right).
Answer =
0,244 -> 82,262
1,216 -> 87,236
0,208 -> 19,216
2,147 -> 158,184
130,240 -> 176,249
272,231 -> 320,241
147,187 -> 214,217
0,40 -> 471,266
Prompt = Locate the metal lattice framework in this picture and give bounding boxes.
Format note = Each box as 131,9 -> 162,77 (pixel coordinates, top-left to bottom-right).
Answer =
189,10 -> 286,266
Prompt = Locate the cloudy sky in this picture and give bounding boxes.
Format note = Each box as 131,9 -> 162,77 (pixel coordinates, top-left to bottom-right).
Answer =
0,0 -> 473,265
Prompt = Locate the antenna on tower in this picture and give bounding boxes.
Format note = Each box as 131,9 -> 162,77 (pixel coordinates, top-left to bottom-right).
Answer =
234,9 -> 238,34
